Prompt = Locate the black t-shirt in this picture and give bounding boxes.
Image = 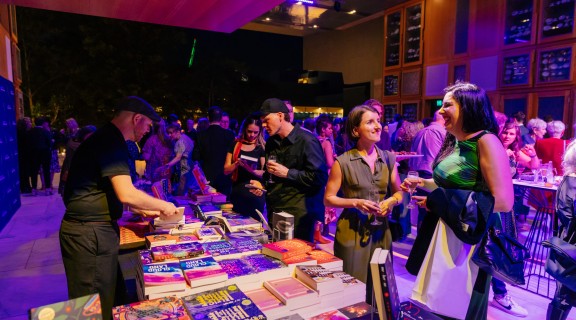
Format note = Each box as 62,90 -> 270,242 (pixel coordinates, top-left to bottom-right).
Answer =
63,123 -> 131,221
227,142 -> 265,184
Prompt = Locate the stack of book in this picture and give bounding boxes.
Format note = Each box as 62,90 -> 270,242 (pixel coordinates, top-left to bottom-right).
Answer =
218,215 -> 262,233
180,256 -> 228,288
294,265 -> 345,296
370,248 -> 400,320
261,239 -> 314,261
113,296 -> 191,319
196,226 -> 224,242
192,203 -> 223,220
307,249 -> 343,271
263,277 -> 320,310
151,242 -> 205,262
145,234 -> 201,248
201,240 -> 243,260
228,238 -> 262,256
182,284 -> 266,319
244,287 -> 289,320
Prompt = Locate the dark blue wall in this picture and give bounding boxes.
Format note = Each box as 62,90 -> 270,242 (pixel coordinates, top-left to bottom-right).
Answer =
0,76 -> 20,232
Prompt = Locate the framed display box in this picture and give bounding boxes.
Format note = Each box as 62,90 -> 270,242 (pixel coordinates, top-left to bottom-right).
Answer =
384,73 -> 400,97
500,51 -> 533,86
401,102 -> 419,122
385,10 -> 402,68
500,93 -> 531,118
504,0 -> 536,46
383,103 -> 398,123
403,3 -> 423,65
452,63 -> 468,83
539,0 -> 576,42
401,69 -> 421,96
536,45 -> 574,83
535,90 -> 571,128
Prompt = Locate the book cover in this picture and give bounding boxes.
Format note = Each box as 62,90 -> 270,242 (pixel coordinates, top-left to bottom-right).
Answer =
146,234 -> 179,247
222,216 -> 262,233
189,298 -> 266,320
263,277 -> 320,310
338,301 -> 376,320
271,212 -> 295,241
295,265 -> 343,294
282,253 -> 317,266
180,257 -> 228,287
30,293 -> 102,320
229,238 -> 263,255
243,254 -> 285,273
112,296 -> 190,320
192,164 -> 210,195
262,239 -> 314,260
143,262 -> 187,294
308,309 -> 348,319
307,250 -> 344,270
244,287 -> 288,315
176,234 -> 200,244
398,301 -> 443,320
196,226 -> 223,241
210,192 -> 227,204
218,258 -> 256,279
151,242 -> 204,262
181,284 -> 248,313
201,240 -> 242,259
370,248 -> 400,320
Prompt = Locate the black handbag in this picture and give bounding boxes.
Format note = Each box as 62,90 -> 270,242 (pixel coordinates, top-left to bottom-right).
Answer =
472,226 -> 530,285
542,236 -> 576,291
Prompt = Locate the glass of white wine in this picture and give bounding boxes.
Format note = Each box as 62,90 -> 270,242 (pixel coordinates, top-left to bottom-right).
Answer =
406,171 -> 419,209
267,154 -> 277,184
367,188 -> 382,226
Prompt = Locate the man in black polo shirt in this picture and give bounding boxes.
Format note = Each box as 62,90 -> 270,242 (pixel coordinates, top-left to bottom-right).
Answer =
248,98 -> 328,242
60,96 -> 178,318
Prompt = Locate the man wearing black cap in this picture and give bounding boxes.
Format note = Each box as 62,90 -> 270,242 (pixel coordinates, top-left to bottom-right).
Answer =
59,96 -> 179,318
248,98 -> 328,242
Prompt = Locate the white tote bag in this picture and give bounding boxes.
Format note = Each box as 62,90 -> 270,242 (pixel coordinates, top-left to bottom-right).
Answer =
411,219 -> 479,319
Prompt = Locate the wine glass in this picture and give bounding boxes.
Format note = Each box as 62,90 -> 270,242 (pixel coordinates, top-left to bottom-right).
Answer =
367,189 -> 382,226
516,162 -> 526,178
267,154 -> 277,184
406,171 -> 419,209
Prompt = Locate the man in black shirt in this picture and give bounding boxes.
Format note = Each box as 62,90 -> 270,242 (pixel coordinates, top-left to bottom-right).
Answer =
248,98 -> 328,242
60,96 -> 178,318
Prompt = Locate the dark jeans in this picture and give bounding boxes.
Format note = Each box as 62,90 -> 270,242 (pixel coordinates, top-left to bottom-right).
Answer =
30,148 -> 51,189
491,277 -> 507,296
59,219 -> 125,320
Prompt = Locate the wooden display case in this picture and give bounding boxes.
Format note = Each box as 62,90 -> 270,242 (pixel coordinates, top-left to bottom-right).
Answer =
385,10 -> 402,69
403,3 -> 423,66
538,0 -> 576,43
384,72 -> 400,97
536,44 -> 574,84
500,93 -> 532,118
534,90 -> 571,126
401,69 -> 421,96
383,103 -> 399,123
504,0 -> 536,47
451,63 -> 469,83
500,50 -> 534,87
401,101 -> 419,122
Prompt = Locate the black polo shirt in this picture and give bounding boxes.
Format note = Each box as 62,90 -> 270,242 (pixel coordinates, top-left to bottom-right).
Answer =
264,124 -> 328,223
63,123 -> 130,221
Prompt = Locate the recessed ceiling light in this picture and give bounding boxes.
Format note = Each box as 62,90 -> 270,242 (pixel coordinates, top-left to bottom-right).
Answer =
348,10 -> 356,14
313,25 -> 318,28
265,17 -> 271,21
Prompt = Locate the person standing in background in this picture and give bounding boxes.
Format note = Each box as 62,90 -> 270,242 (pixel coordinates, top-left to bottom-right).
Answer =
163,123 -> 194,196
364,99 -> 391,152
29,116 -> 53,195
221,112 -> 230,130
142,120 -> 173,183
535,120 -> 567,175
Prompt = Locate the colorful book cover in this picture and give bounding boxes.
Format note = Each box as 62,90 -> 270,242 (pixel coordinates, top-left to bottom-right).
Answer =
244,287 -> 287,314
143,262 -> 186,287
331,271 -> 363,287
307,250 -> 343,269
189,299 -> 266,320
308,309 -> 348,320
225,217 -> 262,232
177,234 -> 200,244
263,277 -> 319,308
181,284 -> 248,313
139,249 -> 154,265
370,248 -> 400,320
338,301 -> 376,319
229,238 -> 263,254
112,296 -> 190,320
398,301 -> 443,320
243,254 -> 285,273
30,293 -> 102,320
180,257 -> 228,287
151,242 -> 204,262
282,253 -> 317,265
201,240 -> 242,258
196,227 -> 223,241
218,258 -> 256,279
262,239 -> 314,260
146,234 -> 178,247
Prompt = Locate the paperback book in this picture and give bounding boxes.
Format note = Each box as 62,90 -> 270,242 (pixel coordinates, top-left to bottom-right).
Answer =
295,265 -> 344,295
370,248 -> 400,320
30,293 -> 102,320
282,254 -> 317,266
262,239 -> 314,260
151,242 -> 204,262
338,301 -> 376,320
244,287 -> 289,318
243,254 -> 286,273
229,238 -> 263,256
112,296 -> 190,320
180,256 -> 228,287
263,277 -> 320,310
218,258 -> 257,279
146,234 -> 179,247
188,299 -> 266,320
307,250 -> 344,271
196,226 -> 224,242
142,262 -> 187,295
201,240 -> 243,260
220,216 -> 262,233
181,284 -> 249,313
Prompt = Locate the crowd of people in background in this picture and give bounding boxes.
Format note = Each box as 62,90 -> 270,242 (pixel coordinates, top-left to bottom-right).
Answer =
15,82 -> 576,320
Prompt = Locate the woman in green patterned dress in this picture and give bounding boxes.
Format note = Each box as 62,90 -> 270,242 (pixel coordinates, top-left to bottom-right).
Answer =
404,82 -> 514,319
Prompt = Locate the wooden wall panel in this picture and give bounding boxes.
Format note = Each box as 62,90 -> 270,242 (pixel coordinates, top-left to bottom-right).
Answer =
469,0 -> 505,56
423,0 -> 455,64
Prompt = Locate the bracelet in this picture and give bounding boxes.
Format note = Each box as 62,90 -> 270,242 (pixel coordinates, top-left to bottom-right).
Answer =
530,155 -> 536,158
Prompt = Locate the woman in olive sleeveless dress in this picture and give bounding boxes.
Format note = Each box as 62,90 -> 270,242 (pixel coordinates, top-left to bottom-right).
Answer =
324,105 -> 405,302
405,82 -> 514,319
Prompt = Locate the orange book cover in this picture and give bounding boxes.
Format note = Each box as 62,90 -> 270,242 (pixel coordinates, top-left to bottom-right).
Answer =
262,239 -> 314,260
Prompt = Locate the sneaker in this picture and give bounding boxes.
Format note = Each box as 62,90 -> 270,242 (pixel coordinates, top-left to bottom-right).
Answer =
491,294 -> 528,317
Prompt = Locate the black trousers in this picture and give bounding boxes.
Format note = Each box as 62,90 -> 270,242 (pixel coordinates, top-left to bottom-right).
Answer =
59,219 -> 126,320
30,148 -> 51,189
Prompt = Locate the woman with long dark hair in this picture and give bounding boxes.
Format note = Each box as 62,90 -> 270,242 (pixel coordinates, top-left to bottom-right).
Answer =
224,115 -> 266,220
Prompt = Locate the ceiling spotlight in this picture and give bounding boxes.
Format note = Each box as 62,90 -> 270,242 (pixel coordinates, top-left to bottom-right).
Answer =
348,10 -> 356,14
313,24 -> 318,28
334,0 -> 341,12
265,17 -> 271,21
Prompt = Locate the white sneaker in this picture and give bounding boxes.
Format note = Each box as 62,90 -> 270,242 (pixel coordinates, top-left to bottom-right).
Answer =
491,294 -> 528,317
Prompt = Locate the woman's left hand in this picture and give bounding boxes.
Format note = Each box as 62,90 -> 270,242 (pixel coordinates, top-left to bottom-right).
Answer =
412,195 -> 428,210
377,198 -> 396,217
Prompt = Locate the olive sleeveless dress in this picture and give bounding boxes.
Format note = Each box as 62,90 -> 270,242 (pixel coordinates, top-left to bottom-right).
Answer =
411,131 -> 492,320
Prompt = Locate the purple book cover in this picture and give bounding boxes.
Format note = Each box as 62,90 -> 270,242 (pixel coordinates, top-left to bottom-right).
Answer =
218,258 -> 256,278
113,296 -> 190,320
143,262 -> 185,286
180,257 -> 226,282
151,242 -> 204,262
201,241 -> 241,257
243,254 -> 285,273
190,298 -> 266,320
182,284 -> 248,313
139,250 -> 154,265
229,238 -> 262,253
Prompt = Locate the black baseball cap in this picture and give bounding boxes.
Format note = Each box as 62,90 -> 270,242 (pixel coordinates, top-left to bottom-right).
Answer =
257,98 -> 289,116
117,96 -> 161,122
